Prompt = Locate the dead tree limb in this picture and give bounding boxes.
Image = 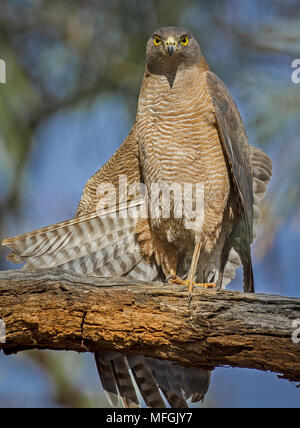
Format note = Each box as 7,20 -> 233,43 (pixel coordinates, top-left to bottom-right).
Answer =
0,269 -> 300,382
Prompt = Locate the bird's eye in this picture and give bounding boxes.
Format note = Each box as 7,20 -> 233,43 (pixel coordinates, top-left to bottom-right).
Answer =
153,37 -> 161,46
181,36 -> 189,46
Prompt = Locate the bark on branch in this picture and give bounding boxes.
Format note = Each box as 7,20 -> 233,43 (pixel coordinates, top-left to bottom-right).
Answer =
0,269 -> 300,382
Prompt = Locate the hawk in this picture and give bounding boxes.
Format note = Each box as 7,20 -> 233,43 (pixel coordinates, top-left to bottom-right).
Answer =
2,27 -> 272,407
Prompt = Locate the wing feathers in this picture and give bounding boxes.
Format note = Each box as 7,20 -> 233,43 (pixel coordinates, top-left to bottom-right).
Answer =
92,253 -> 143,277
206,71 -> 273,292
250,145 -> 272,201
2,201 -> 144,270
58,235 -> 139,275
221,146 -> 272,288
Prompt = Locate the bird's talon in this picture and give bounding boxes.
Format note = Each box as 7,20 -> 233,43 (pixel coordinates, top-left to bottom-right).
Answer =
166,275 -> 188,286
195,282 -> 217,289
166,276 -> 216,289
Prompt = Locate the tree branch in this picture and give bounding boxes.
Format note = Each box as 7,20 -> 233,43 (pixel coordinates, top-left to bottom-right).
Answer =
0,269 -> 300,382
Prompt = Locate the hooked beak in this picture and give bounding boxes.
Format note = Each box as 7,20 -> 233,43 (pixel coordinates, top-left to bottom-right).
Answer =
165,37 -> 177,56
167,45 -> 175,56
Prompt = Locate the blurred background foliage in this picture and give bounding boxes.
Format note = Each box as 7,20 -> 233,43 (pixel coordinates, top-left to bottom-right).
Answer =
0,0 -> 299,408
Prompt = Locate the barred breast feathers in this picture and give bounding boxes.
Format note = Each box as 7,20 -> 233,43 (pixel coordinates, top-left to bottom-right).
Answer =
137,63 -> 230,249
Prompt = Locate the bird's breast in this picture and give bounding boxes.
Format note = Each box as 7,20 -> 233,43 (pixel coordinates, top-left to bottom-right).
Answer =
137,67 -> 230,243
137,68 -> 218,185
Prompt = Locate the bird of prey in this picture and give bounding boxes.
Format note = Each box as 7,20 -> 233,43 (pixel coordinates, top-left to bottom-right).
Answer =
2,27 -> 272,407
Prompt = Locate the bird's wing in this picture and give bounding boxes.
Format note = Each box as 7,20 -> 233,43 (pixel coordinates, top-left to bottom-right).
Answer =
76,122 -> 142,217
222,145 -> 272,287
2,121 -> 146,276
2,198 -> 145,275
206,71 -> 255,292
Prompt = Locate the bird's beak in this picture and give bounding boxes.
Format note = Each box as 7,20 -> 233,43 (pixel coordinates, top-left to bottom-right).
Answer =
167,45 -> 175,56
165,37 -> 177,56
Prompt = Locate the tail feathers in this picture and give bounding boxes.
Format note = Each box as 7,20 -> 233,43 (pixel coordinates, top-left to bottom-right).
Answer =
95,353 -> 211,408
94,353 -> 120,407
111,357 -> 140,408
95,353 -> 140,408
179,368 -> 211,402
147,358 -> 210,407
161,390 -> 188,408
127,356 -> 166,408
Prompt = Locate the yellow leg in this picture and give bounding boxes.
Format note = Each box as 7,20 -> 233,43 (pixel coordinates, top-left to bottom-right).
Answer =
166,241 -> 216,304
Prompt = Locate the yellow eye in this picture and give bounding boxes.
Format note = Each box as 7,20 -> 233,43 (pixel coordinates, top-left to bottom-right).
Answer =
154,37 -> 161,46
181,36 -> 189,46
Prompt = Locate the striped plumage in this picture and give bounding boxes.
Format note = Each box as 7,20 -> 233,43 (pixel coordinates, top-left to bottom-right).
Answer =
2,26 -> 272,408
94,353 -> 211,408
138,57 -> 231,283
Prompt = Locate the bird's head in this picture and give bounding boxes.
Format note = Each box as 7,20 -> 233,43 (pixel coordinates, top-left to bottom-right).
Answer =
146,26 -> 203,75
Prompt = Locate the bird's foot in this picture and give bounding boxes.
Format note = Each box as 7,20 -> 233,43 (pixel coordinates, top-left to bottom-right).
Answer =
165,275 -> 216,289
165,275 -> 216,306
165,275 -> 186,286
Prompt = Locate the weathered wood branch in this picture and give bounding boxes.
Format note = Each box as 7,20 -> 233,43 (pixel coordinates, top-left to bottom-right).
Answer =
0,269 -> 300,382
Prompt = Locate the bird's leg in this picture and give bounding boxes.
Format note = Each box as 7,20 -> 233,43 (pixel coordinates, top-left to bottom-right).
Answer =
187,240 -> 217,304
166,241 -> 216,303
186,240 -> 202,303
